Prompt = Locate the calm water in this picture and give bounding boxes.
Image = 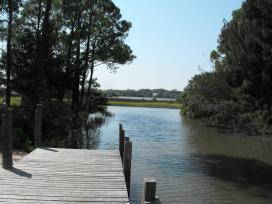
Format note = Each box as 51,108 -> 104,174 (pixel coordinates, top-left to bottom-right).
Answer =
86,106 -> 272,204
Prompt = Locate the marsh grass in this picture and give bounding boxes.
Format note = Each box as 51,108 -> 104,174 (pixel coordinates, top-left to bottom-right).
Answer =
108,100 -> 182,109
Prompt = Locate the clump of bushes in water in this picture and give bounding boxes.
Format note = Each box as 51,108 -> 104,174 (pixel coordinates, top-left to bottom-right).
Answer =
41,101 -> 74,147
181,0 -> 272,136
9,101 -> 73,151
7,89 -> 111,152
10,97 -> 110,152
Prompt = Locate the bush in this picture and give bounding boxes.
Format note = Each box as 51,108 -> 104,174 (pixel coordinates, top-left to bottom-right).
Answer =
13,128 -> 33,152
42,101 -> 73,146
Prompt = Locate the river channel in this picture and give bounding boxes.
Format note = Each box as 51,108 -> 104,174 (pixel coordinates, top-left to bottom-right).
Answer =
85,106 -> 272,204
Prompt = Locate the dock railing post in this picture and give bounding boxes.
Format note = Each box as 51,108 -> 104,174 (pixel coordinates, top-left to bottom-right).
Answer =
119,124 -> 123,155
123,139 -> 132,198
1,107 -> 13,169
0,102 -> 7,148
34,103 -> 42,147
142,178 -> 161,204
119,128 -> 125,162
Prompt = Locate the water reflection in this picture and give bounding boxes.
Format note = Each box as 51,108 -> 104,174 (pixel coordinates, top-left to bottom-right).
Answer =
84,126 -> 101,149
182,117 -> 272,164
87,106 -> 272,204
195,154 -> 272,197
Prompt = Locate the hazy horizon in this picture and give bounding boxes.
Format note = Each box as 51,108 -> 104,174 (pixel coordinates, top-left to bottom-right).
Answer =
101,88 -> 181,91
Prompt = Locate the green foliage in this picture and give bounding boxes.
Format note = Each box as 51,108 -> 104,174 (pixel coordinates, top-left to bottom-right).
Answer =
181,0 -> 272,135
181,71 -> 233,120
0,0 -> 135,105
13,128 -> 33,152
0,0 -> 133,148
42,101 -> 73,146
218,0 -> 272,105
87,89 -> 108,114
11,106 -> 35,151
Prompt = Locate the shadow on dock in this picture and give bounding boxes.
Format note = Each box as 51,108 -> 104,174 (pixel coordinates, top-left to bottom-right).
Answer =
40,147 -> 59,152
8,167 -> 32,178
142,197 -> 161,204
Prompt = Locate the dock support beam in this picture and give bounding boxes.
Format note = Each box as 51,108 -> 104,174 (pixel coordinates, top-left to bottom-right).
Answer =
119,124 -> 125,162
123,139 -> 132,198
119,124 -> 133,200
1,105 -> 13,169
142,178 -> 161,204
34,104 -> 42,147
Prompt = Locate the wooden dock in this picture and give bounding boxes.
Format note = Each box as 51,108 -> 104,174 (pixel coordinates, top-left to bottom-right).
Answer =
0,148 -> 129,203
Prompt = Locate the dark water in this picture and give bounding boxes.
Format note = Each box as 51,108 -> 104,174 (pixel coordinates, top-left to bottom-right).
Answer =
87,106 -> 272,204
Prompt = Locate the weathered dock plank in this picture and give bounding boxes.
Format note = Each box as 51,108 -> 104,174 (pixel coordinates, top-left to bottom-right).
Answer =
0,148 -> 129,203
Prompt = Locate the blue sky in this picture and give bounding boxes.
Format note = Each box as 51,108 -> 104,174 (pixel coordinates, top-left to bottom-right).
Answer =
96,0 -> 244,91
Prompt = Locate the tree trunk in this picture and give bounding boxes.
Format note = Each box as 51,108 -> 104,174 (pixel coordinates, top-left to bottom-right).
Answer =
87,60 -> 94,100
65,17 -> 76,76
85,59 -> 94,111
6,0 -> 13,107
56,16 -> 76,102
35,0 -> 52,103
33,0 -> 42,103
79,35 -> 91,106
71,14 -> 81,110
72,38 -> 81,110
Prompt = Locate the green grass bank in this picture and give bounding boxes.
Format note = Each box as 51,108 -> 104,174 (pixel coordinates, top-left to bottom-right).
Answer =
107,100 -> 182,109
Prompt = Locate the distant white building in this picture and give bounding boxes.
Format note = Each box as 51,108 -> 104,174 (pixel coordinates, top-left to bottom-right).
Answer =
152,93 -> 158,100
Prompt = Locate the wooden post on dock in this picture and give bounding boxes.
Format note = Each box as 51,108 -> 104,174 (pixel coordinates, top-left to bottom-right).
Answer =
119,124 -> 123,154
142,178 -> 161,204
119,126 -> 125,162
0,103 -> 6,148
1,107 -> 13,169
34,104 -> 42,147
123,139 -> 132,197
0,103 -> 8,149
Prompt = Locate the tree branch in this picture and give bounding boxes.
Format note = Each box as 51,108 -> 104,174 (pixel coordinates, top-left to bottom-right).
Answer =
94,62 -> 105,67
0,19 -> 8,24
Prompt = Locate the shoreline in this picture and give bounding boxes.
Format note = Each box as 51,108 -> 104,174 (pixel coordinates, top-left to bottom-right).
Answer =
107,100 -> 182,109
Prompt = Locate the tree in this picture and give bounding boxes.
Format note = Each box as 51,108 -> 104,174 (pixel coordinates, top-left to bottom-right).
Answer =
0,0 -> 135,149
35,0 -> 53,102
218,0 -> 272,107
82,0 -> 135,107
1,0 -> 135,111
0,0 -> 21,106
181,0 -> 272,134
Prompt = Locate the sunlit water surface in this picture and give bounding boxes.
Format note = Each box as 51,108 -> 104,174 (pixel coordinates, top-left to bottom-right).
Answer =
85,106 -> 272,204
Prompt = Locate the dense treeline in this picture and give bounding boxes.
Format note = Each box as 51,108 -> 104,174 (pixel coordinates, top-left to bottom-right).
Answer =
0,0 -> 134,108
105,89 -> 181,99
181,0 -> 272,135
0,0 -> 134,149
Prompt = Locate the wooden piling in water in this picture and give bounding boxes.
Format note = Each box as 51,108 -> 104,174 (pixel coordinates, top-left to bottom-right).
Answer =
1,108 -> 13,169
142,178 -> 161,204
119,127 -> 125,162
34,104 -> 42,147
125,136 -> 129,142
123,139 -> 132,198
119,124 -> 123,154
